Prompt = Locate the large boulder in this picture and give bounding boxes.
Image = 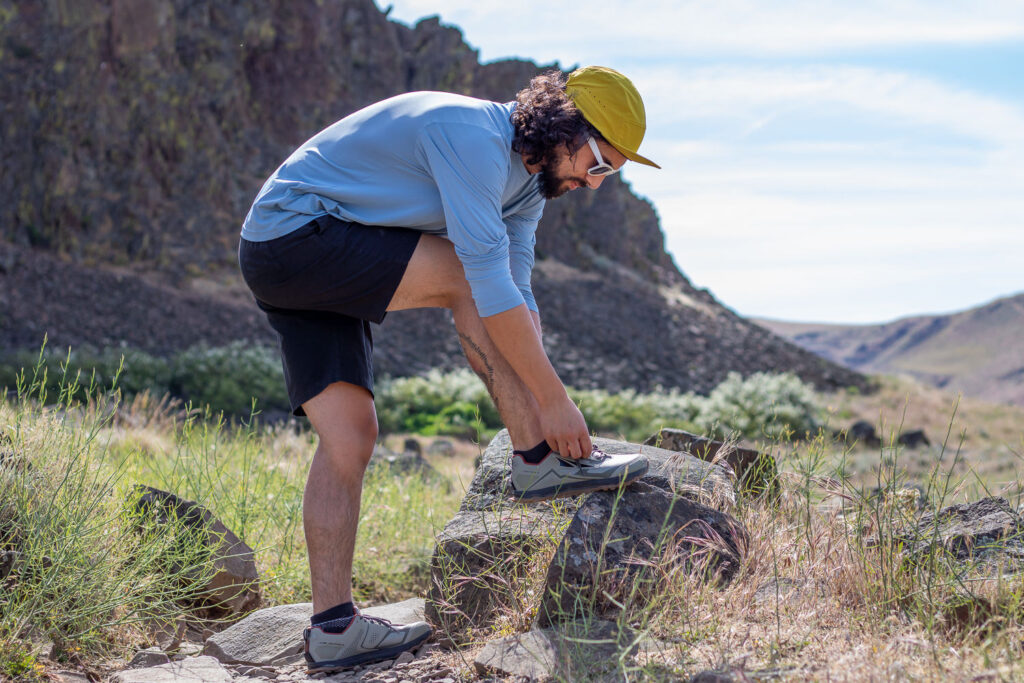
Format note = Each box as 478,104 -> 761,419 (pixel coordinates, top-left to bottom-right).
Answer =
425,505 -> 565,644
130,486 -> 260,617
461,430 -> 735,513
644,428 -> 778,498
537,481 -> 747,627
474,620 -> 637,682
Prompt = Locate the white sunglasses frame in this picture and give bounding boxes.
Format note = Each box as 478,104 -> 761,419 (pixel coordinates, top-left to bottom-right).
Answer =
586,137 -> 622,177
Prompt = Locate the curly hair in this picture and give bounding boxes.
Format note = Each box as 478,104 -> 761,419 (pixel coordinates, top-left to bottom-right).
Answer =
511,70 -> 602,167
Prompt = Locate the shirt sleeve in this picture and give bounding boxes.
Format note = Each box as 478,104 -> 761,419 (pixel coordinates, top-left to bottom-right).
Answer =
505,207 -> 542,314
417,122 -> 524,317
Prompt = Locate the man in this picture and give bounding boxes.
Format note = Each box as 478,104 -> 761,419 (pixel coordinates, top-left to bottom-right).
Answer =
238,66 -> 659,673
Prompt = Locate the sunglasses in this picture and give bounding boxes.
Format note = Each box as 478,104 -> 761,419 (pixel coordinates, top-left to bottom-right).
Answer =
586,137 -> 622,176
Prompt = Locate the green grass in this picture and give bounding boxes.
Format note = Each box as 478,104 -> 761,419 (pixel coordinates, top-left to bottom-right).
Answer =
3,355 -> 1024,680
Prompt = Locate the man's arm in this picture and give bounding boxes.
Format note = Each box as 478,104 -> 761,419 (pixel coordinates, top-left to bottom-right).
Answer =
482,304 -> 591,459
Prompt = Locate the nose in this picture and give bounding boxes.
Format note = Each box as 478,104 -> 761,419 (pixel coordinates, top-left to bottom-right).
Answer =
585,174 -> 605,190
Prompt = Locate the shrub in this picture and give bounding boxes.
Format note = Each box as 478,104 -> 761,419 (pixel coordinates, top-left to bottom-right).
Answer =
695,371 -> 822,440
375,368 -> 500,439
0,346 -> 171,404
572,387 -> 702,442
171,341 -> 288,418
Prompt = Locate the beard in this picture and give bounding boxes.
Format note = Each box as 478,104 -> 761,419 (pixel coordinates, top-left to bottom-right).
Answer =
537,156 -> 585,200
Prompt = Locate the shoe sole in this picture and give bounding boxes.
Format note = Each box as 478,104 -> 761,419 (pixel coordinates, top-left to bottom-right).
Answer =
305,630 -> 431,674
511,461 -> 649,503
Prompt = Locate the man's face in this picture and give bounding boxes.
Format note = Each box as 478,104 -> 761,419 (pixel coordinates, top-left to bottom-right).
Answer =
537,138 -> 628,200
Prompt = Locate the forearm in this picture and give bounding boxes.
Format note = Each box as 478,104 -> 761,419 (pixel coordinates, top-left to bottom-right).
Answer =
482,304 -> 565,407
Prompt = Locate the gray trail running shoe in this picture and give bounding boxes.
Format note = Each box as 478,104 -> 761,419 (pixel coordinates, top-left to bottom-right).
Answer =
303,614 -> 432,673
510,445 -> 648,503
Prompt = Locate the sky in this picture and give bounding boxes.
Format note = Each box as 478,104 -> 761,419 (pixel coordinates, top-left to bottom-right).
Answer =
380,0 -> 1024,324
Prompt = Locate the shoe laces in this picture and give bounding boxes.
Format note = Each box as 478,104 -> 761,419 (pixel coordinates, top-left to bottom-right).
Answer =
586,445 -> 610,462
358,613 -> 397,629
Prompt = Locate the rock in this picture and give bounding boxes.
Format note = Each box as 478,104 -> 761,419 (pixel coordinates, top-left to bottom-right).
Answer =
369,445 -> 440,482
425,505 -> 563,643
426,439 -> 456,457
402,438 -> 422,455
845,420 -> 881,448
393,651 -> 415,666
205,603 -> 312,665
51,672 -> 90,683
902,497 -> 1024,565
898,429 -> 930,448
109,655 -> 233,682
537,481 -> 746,627
362,597 -> 426,625
128,646 -> 170,668
234,665 -> 278,679
460,430 -> 734,513
130,486 -> 261,617
644,428 -> 778,498
474,620 -> 636,682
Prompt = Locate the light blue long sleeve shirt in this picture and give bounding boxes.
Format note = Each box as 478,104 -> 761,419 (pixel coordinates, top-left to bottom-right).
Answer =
241,91 -> 545,316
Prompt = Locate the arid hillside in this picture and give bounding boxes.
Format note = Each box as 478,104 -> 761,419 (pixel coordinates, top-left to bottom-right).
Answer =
757,292 -> 1024,405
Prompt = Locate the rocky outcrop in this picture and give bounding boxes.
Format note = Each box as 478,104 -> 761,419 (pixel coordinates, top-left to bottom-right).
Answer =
0,0 -> 867,396
537,481 -> 746,627
428,430 -> 744,641
424,506 -> 560,644
459,429 -> 735,513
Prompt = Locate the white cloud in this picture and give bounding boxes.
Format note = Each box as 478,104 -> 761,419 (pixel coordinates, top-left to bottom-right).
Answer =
384,0 -> 1024,59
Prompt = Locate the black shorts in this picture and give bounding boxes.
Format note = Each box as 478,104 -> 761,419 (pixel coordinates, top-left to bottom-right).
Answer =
238,215 -> 421,416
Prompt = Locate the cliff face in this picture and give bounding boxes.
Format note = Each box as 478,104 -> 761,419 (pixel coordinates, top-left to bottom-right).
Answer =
0,0 -> 865,394
0,0 -> 673,283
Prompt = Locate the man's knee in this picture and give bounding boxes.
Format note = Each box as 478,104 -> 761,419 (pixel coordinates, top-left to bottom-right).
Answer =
316,412 -> 378,473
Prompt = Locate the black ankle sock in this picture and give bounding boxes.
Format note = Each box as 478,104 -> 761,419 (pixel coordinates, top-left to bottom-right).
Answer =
311,601 -> 355,627
513,440 -> 552,464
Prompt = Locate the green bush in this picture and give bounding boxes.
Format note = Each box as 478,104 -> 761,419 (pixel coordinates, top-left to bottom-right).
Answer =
171,341 -> 288,418
375,369 -> 500,439
572,387 -> 702,442
695,371 -> 822,440
0,346 -> 171,404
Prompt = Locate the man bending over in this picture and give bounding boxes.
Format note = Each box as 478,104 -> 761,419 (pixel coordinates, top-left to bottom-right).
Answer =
238,66 -> 660,673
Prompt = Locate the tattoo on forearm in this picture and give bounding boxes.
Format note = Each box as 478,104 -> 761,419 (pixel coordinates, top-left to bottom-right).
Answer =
458,332 -> 501,413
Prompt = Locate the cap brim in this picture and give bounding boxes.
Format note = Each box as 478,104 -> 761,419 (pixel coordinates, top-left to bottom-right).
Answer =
612,144 -> 661,169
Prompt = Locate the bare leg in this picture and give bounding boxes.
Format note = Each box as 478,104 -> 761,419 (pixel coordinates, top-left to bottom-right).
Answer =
388,235 -> 545,450
301,381 -> 377,612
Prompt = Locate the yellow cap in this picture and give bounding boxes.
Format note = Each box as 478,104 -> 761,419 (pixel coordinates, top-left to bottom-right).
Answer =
565,66 -> 660,169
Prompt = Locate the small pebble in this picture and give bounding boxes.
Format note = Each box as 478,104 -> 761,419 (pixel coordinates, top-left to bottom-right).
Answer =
393,652 -> 415,666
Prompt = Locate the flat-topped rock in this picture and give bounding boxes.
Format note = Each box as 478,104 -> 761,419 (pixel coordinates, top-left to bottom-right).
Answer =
109,655 -> 232,682
461,430 -> 735,513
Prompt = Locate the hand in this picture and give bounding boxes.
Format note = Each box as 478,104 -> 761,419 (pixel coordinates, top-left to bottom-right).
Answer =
540,396 -> 592,459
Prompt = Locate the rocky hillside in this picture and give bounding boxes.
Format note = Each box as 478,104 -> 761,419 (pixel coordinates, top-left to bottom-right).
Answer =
757,292 -> 1024,406
0,0 -> 865,394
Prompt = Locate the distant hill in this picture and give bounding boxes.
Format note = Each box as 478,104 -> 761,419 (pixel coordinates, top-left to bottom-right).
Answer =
757,293 -> 1024,406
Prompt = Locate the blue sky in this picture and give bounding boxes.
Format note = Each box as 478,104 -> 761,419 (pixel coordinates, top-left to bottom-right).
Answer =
381,1 -> 1024,324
